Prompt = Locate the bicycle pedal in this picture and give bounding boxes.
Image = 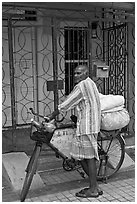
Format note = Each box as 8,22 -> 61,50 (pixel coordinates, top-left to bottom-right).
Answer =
80,172 -> 85,178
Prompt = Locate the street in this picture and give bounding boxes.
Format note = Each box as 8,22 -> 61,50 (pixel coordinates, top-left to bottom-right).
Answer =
2,150 -> 135,202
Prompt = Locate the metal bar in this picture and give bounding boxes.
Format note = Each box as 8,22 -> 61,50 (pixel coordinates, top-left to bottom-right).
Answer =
7,18 -> 17,150
47,142 -> 66,160
126,23 -> 130,111
86,22 -> 90,68
68,29 -> 70,92
34,27 -> 39,118
102,12 -> 107,94
88,21 -> 93,78
72,28 -> 74,64
51,18 -> 58,111
77,29 -> 79,64
114,23 -> 118,94
31,26 -> 39,120
124,24 -> 128,108
8,18 -> 16,128
107,27 -> 110,93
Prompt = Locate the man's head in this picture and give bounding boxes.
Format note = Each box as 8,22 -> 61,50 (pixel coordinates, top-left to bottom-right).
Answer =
74,65 -> 89,85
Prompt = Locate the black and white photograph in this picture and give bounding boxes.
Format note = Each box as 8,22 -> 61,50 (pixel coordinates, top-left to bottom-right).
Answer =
2,1 -> 135,202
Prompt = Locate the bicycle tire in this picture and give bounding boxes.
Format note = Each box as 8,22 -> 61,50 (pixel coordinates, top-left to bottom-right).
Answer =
97,134 -> 125,180
20,145 -> 41,202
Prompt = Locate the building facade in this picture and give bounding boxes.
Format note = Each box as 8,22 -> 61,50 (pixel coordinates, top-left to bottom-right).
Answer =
2,2 -> 135,152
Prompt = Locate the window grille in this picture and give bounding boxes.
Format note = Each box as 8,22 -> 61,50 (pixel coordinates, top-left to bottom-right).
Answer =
64,27 -> 88,95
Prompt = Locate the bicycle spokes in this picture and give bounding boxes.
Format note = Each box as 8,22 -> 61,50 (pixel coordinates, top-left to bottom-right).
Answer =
97,135 -> 125,180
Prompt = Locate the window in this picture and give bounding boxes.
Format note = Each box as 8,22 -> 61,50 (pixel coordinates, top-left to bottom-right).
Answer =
64,27 -> 88,95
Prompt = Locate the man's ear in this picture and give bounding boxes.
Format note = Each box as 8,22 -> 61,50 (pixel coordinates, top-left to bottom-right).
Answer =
84,70 -> 89,77
86,71 -> 89,77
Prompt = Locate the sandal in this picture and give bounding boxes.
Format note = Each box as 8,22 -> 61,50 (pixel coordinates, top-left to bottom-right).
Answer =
75,189 -> 99,198
79,187 -> 103,195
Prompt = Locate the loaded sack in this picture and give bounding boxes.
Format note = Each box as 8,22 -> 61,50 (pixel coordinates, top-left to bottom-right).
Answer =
99,93 -> 130,131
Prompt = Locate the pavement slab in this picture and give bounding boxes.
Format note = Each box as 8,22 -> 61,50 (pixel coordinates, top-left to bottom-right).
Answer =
2,166 -> 135,202
2,147 -> 135,202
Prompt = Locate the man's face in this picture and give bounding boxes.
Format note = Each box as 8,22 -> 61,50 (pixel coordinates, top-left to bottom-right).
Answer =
74,66 -> 88,85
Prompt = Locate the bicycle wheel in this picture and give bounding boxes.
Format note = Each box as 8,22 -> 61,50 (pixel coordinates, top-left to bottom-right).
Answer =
20,144 -> 41,202
97,134 -> 125,180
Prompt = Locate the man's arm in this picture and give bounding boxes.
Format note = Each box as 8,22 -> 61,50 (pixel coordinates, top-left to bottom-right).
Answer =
48,85 -> 82,120
58,85 -> 82,112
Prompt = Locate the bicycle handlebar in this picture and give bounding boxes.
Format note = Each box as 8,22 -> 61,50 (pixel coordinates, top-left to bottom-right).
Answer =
29,108 -> 57,132
31,118 -> 43,129
29,108 -> 50,122
29,108 -> 65,123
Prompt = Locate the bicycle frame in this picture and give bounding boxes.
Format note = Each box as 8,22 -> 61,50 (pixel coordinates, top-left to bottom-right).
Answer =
31,123 -> 85,175
28,108 -> 125,177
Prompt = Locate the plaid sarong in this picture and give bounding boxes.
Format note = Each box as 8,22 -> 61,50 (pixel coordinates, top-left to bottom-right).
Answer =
58,77 -> 101,160
70,132 -> 99,160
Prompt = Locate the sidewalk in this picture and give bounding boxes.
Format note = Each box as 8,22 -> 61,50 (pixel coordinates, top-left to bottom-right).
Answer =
2,147 -> 135,202
23,178 -> 136,202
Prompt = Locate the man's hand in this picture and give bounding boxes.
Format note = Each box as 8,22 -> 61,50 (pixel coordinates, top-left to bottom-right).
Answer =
44,116 -> 50,122
49,109 -> 60,120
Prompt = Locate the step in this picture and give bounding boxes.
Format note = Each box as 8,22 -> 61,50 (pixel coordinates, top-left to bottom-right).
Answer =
36,144 -> 135,173
2,152 -> 45,191
37,153 -> 63,173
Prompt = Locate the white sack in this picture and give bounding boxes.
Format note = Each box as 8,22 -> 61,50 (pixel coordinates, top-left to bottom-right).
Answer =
101,108 -> 130,130
101,105 -> 124,113
99,93 -> 125,111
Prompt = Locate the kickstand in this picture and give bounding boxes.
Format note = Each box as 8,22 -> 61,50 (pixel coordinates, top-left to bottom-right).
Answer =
76,168 -> 85,178
102,158 -> 108,184
99,157 -> 108,184
102,176 -> 107,184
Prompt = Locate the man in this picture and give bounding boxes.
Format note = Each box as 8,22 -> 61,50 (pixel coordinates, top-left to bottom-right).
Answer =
50,65 -> 102,198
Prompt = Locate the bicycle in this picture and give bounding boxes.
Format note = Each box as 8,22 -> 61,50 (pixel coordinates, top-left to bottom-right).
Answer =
20,108 -> 125,202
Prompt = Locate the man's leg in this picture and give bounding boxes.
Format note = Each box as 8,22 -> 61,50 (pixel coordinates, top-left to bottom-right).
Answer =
76,158 -> 98,197
80,159 -> 98,192
80,158 -> 103,194
86,158 -> 98,193
80,159 -> 89,175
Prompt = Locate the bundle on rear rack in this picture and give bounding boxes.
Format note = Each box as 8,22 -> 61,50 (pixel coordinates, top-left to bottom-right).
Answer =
100,94 -> 130,130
